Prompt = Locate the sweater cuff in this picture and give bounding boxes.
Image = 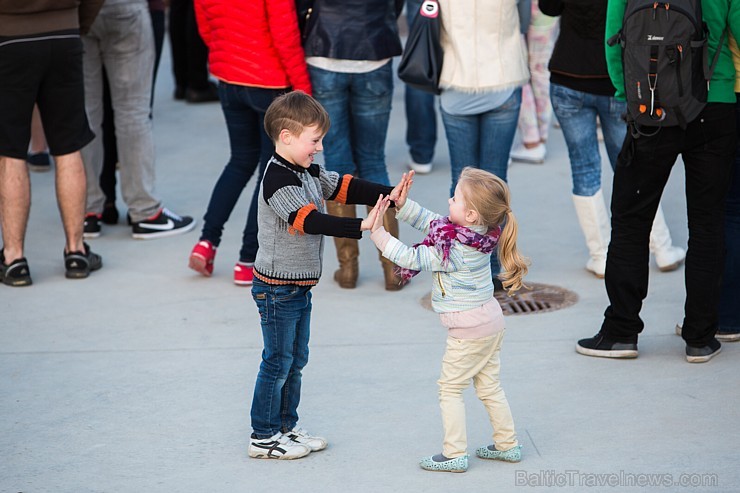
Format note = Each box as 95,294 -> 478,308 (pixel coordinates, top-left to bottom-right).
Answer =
370,227 -> 391,251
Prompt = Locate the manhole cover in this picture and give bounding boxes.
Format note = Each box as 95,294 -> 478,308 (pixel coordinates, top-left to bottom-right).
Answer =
419,282 -> 578,316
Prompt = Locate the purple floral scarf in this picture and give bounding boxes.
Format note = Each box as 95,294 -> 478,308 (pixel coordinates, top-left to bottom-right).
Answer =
394,217 -> 502,284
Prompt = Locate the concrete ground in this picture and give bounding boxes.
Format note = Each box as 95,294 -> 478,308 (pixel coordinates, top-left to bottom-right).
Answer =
2,43 -> 739,493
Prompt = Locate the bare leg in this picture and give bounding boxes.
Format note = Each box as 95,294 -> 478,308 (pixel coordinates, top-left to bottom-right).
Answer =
29,105 -> 49,154
0,156 -> 31,262
54,151 -> 86,254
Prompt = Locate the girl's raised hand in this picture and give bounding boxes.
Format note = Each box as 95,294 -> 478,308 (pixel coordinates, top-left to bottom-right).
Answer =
389,170 -> 414,209
371,196 -> 391,233
361,195 -> 389,231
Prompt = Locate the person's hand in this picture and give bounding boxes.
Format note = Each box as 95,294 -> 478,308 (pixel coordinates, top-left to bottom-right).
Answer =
389,171 -> 414,209
361,195 -> 389,231
371,196 -> 391,233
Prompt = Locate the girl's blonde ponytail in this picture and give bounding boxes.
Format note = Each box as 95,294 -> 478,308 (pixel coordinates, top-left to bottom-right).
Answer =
497,210 -> 529,295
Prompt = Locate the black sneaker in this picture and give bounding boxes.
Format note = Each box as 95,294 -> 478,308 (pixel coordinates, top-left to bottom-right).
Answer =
576,333 -> 638,359
131,208 -> 196,239
27,152 -> 51,172
686,339 -> 721,363
64,242 -> 103,279
83,213 -> 102,239
0,250 -> 32,286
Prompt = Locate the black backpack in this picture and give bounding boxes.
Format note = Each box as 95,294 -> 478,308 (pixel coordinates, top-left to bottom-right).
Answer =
607,0 -> 725,133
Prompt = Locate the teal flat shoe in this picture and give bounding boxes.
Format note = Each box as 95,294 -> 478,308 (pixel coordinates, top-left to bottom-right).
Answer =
419,454 -> 468,473
475,444 -> 521,462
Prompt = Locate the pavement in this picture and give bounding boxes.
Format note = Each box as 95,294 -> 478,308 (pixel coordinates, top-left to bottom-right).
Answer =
2,44 -> 739,493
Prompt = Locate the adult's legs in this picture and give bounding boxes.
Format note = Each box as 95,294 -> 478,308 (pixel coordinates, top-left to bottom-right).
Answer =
199,84 -> 276,254
441,111 -> 481,197
718,98 -> 740,334
404,0 -> 437,168
553,85 -> 609,276
600,129 -> 680,342
680,103 -> 736,347
99,2 -> 161,222
348,63 -> 393,186
479,89 -> 521,278
0,157 -> 30,262
54,152 -> 87,254
168,0 -> 188,96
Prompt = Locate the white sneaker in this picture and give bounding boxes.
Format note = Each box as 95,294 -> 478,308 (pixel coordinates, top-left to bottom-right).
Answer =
654,245 -> 686,272
510,143 -> 546,164
408,158 -> 433,174
285,427 -> 328,452
248,432 -> 311,459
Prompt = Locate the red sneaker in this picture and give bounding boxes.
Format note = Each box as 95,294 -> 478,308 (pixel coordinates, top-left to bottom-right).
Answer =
189,240 -> 216,276
234,262 -> 254,286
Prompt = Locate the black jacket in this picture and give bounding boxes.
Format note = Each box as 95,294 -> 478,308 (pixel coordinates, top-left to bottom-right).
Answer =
539,0 -> 615,95
299,0 -> 403,61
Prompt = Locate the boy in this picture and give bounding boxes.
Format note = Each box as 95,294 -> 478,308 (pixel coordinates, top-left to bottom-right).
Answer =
248,91 -> 410,459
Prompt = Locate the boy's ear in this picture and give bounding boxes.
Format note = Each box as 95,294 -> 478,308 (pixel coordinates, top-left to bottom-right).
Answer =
279,128 -> 292,145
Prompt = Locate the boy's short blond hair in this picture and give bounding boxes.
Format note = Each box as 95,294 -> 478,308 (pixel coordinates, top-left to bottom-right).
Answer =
264,91 -> 330,143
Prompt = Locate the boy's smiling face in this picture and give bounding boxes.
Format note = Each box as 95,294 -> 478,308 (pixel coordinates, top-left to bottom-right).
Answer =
278,124 -> 325,168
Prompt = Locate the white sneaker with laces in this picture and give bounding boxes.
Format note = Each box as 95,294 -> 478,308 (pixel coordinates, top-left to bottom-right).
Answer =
285,427 -> 328,452
248,432 -> 311,460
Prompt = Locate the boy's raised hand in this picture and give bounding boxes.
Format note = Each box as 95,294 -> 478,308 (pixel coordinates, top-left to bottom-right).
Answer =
389,171 -> 414,209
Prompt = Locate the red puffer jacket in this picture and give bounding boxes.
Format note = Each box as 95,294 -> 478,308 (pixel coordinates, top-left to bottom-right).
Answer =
194,0 -> 311,94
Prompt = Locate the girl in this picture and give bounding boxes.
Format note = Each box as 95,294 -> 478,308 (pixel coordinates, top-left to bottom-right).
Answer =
369,168 -> 529,473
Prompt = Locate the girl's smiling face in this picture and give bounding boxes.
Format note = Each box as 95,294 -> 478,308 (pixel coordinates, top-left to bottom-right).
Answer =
281,124 -> 324,168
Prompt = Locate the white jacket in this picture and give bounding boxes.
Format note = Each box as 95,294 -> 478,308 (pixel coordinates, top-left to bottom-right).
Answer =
437,0 -> 529,92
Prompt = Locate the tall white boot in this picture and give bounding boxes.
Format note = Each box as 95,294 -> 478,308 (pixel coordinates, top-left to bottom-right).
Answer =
649,204 -> 686,272
572,190 -> 611,278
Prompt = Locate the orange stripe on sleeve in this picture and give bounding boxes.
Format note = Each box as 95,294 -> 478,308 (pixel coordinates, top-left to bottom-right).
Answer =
291,203 -> 318,234
334,174 -> 353,204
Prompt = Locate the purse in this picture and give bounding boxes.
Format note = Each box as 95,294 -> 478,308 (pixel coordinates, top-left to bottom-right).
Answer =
397,0 -> 443,95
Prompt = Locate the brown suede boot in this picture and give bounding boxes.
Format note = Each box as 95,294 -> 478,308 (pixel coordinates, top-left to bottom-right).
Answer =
368,206 -> 404,291
326,201 -> 359,289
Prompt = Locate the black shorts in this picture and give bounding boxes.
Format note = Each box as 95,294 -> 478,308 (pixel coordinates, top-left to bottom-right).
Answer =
0,32 -> 94,159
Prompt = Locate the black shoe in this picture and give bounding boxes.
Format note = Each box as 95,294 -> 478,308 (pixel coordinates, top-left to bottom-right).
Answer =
185,82 -> 219,103
131,208 -> 196,239
27,152 -> 51,172
64,242 -> 102,279
576,333 -> 638,359
686,339 -> 721,363
101,202 -> 119,225
0,250 -> 32,286
83,213 -> 102,239
174,86 -> 186,100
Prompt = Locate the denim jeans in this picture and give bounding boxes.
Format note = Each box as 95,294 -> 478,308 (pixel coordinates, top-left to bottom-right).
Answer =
441,88 -> 521,278
550,83 -> 627,197
201,83 -> 280,262
601,103 -> 736,347
441,88 -> 522,196
718,98 -> 740,333
404,0 -> 437,164
250,279 -> 313,438
308,63 -> 393,185
81,1 -> 161,221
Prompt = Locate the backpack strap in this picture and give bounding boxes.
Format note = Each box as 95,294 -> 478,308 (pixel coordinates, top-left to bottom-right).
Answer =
704,20 -> 729,86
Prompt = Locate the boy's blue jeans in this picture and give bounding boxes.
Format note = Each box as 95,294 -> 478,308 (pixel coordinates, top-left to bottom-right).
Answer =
250,279 -> 312,438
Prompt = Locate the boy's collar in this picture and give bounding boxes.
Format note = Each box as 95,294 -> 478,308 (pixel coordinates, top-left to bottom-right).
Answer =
273,152 -> 307,173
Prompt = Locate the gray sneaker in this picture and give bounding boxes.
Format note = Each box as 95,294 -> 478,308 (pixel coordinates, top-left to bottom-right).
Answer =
685,339 -> 721,364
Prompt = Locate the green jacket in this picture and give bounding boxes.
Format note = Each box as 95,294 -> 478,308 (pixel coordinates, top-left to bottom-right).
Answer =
605,0 -> 740,103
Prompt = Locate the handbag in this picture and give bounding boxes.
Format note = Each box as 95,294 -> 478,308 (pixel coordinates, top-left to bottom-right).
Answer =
397,0 -> 443,95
